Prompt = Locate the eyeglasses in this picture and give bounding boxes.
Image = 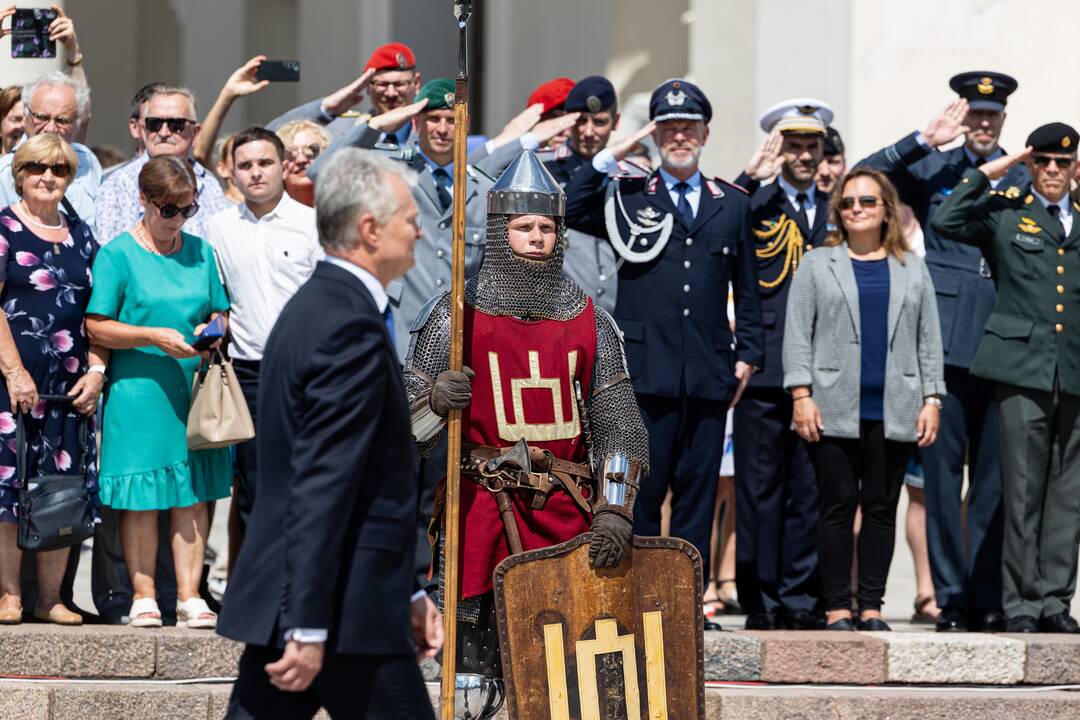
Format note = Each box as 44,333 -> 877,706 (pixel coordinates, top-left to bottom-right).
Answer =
27,108 -> 75,130
143,117 -> 194,134
371,80 -> 414,93
153,200 -> 199,219
287,143 -> 322,162
839,195 -> 881,210
1032,154 -> 1075,168
20,161 -> 71,178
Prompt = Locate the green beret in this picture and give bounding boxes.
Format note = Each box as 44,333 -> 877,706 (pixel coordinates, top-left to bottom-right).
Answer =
416,78 -> 456,111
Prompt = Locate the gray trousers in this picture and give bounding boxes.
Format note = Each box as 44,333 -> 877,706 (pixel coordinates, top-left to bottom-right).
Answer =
997,383 -> 1080,619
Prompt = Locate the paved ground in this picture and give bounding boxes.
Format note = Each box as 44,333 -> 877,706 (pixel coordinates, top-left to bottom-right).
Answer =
69,492 -> 1080,627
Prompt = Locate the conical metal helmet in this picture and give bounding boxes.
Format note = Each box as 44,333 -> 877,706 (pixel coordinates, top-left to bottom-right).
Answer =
487,149 -> 565,217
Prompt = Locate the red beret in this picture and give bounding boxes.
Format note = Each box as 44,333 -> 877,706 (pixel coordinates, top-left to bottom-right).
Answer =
527,77 -> 575,113
365,42 -> 416,73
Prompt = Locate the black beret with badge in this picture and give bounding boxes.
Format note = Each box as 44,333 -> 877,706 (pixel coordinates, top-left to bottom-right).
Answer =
565,75 -> 617,114
949,71 -> 1018,112
823,126 -> 845,157
1026,122 -> 1079,153
649,78 -> 712,124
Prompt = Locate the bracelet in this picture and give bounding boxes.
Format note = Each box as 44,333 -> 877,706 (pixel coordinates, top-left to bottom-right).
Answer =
925,396 -> 943,409
66,52 -> 83,67
88,364 -> 107,381
792,395 -> 812,402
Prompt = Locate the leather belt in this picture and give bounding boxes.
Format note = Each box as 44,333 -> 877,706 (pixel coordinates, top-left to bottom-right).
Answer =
461,443 -> 593,513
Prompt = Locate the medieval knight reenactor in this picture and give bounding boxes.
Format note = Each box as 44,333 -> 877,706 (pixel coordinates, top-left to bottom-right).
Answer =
404,150 -> 650,683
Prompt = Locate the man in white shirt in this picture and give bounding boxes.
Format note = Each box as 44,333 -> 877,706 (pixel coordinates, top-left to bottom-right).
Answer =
206,126 -> 321,556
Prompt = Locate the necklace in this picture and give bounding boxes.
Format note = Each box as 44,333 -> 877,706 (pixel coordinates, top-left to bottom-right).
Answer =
19,201 -> 67,253
133,222 -> 178,256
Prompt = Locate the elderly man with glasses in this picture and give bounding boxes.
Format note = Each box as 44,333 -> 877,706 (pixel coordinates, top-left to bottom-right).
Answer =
94,85 -> 231,245
0,71 -> 101,227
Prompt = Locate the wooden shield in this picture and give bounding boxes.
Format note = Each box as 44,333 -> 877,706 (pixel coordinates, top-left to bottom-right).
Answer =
493,535 -> 704,720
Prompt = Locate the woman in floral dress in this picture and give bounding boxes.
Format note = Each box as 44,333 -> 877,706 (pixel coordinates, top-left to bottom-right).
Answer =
0,134 -> 106,626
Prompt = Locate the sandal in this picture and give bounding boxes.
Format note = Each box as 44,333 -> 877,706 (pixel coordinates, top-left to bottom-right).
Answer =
911,595 -> 940,624
177,597 -> 217,630
0,604 -> 22,625
33,603 -> 82,626
716,578 -> 742,615
129,597 -> 163,628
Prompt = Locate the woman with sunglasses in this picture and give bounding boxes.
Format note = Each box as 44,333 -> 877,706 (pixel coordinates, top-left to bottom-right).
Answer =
276,119 -> 330,207
783,167 -> 945,631
85,155 -> 231,630
0,134 -> 105,626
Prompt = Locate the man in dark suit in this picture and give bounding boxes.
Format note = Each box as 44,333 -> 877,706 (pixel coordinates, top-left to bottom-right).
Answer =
565,79 -> 764,630
728,99 -> 835,630
218,147 -> 441,719
858,72 -> 1025,633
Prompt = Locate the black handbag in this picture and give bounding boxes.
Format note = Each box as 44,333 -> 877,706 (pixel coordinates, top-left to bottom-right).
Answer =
16,394 -> 95,552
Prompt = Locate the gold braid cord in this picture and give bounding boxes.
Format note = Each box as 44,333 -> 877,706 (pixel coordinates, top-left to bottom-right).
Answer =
754,216 -> 805,289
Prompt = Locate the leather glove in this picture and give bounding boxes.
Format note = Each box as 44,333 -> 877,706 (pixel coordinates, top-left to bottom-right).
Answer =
430,366 -> 474,417
588,507 -> 632,569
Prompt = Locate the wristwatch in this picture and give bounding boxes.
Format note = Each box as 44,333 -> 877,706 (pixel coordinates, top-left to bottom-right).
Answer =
925,396 -> 943,408
88,364 -> 107,382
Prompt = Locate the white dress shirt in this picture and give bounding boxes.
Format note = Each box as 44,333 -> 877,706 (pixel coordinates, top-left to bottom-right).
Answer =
777,174 -> 817,228
206,194 -> 322,361
1033,189 -> 1074,236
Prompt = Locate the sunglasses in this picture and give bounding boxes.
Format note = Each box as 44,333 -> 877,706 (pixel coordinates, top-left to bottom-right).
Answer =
21,161 -> 71,178
839,195 -> 881,210
143,117 -> 194,134
1032,154 -> 1076,168
287,143 -> 322,163
153,200 -> 199,219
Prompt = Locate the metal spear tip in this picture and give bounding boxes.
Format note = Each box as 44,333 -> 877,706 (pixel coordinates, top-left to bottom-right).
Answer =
453,0 -> 472,22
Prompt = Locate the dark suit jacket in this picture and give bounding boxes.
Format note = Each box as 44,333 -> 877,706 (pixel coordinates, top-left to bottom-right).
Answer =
565,165 -> 764,402
218,261 -> 421,656
858,131 -> 1030,368
734,173 -> 831,388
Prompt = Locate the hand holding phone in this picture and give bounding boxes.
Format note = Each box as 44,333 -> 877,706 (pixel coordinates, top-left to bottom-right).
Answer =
255,60 -> 300,83
192,316 -> 226,352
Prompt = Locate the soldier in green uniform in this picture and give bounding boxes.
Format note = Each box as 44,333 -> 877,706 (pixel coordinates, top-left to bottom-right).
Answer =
930,122 -> 1080,634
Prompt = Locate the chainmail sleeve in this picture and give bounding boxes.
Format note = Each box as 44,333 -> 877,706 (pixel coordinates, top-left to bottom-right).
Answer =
588,307 -> 650,518
403,293 -> 452,456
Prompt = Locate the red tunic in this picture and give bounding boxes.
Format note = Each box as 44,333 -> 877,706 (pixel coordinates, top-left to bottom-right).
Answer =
457,299 -> 597,597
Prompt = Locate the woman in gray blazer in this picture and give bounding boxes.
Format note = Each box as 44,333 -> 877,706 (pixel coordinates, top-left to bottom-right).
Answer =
783,167 -> 946,631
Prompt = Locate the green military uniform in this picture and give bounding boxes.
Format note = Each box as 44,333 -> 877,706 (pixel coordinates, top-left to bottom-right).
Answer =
931,123 -> 1080,627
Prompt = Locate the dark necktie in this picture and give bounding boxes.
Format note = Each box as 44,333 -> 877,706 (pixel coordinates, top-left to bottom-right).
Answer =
383,306 -> 396,347
1048,203 -> 1066,235
674,181 -> 694,227
795,192 -> 810,229
380,130 -> 400,150
433,168 -> 452,213
973,156 -> 986,168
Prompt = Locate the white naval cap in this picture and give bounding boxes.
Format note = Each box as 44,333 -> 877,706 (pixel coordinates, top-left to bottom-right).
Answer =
759,98 -> 834,135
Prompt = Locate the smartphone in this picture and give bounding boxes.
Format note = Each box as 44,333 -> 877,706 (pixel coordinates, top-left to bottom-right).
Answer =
256,60 -> 300,83
192,316 -> 226,352
10,8 -> 58,59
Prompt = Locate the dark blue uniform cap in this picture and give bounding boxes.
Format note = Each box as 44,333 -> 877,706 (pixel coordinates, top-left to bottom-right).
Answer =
949,71 -> 1018,112
649,78 -> 711,124
565,76 -> 617,113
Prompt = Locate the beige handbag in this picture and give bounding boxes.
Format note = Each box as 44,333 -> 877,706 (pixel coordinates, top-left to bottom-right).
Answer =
187,350 -> 255,451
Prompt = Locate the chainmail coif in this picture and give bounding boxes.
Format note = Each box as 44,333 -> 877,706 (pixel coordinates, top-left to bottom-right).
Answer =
467,214 -> 589,321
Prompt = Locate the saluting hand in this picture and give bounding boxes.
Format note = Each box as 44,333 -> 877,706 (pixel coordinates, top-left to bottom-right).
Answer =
322,68 -> 377,117
792,395 -> 824,443
608,121 -> 657,162
486,103 -> 544,148
531,111 -> 580,145
744,129 -> 783,181
922,98 -> 970,148
979,146 -> 1032,181
368,97 -> 428,132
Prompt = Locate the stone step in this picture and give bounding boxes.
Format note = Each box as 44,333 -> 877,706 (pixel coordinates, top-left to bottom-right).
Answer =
1,680 -> 1079,720
4,624 -> 1080,687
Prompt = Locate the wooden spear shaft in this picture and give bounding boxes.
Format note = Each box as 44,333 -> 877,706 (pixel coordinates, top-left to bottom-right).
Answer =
440,2 -> 470,717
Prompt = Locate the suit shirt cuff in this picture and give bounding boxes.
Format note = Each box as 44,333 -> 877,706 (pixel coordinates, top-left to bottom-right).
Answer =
519,133 -> 540,151
410,589 -> 428,603
591,148 -> 618,174
914,131 -> 931,150
284,628 -> 328,643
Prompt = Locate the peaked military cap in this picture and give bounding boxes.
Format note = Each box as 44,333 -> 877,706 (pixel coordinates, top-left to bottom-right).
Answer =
823,126 -> 845,156
650,79 -> 711,124
415,78 -> 455,111
488,149 -> 565,217
1026,122 -> 1079,154
565,75 -> 617,113
949,71 -> 1017,112
759,97 -> 834,135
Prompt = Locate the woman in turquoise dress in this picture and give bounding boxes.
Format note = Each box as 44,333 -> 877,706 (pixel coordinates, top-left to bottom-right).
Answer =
86,156 -> 231,629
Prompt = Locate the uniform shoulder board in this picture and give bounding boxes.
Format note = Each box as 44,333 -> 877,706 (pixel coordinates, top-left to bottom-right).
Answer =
614,158 -> 651,179
713,177 -> 747,195
410,292 -> 449,334
645,173 -> 661,195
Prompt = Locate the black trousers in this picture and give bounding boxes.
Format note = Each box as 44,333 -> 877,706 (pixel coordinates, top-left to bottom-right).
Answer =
634,393 -> 727,576
226,644 -> 434,720
808,421 -> 915,612
232,359 -> 261,533
733,388 -> 819,615
921,364 -> 1003,612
